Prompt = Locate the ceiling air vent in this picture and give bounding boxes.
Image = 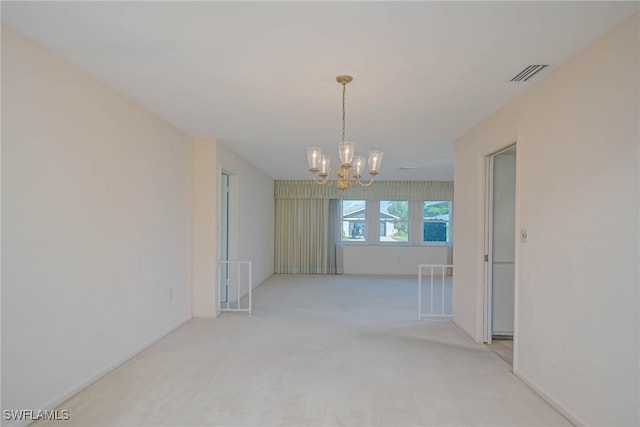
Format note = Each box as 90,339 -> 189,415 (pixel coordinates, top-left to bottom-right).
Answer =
510,65 -> 549,82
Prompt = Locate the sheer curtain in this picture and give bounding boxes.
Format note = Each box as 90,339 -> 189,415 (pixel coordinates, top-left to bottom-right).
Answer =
327,199 -> 344,275
275,198 -> 330,274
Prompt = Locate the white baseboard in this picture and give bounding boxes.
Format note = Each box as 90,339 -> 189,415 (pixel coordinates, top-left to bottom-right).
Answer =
192,312 -> 219,319
514,367 -> 584,426
4,316 -> 192,427
452,318 -> 482,343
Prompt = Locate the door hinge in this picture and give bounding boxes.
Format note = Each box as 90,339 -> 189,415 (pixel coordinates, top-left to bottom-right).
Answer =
484,254 -> 489,262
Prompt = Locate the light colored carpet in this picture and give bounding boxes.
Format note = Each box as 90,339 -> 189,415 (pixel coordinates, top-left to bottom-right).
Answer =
35,275 -> 569,426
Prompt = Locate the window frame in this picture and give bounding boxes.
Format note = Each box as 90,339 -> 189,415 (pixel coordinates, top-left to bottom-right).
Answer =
378,200 -> 410,245
341,199 -> 369,244
341,199 -> 452,247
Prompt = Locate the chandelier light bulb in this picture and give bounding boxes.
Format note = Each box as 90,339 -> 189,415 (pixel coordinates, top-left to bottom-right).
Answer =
368,150 -> 384,174
339,141 -> 355,166
307,147 -> 322,171
319,155 -> 331,176
353,156 -> 366,177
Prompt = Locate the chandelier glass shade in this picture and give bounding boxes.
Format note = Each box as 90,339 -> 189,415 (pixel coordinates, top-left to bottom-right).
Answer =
307,75 -> 383,191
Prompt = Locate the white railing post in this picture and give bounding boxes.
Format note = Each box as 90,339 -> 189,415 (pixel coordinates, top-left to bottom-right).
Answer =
248,262 -> 252,316
418,264 -> 453,319
217,260 -> 252,316
418,265 -> 423,320
430,264 -> 434,315
441,265 -> 445,316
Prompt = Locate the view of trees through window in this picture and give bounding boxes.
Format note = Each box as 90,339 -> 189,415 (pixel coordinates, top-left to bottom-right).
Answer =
341,200 -> 451,244
380,201 -> 409,242
423,201 -> 450,242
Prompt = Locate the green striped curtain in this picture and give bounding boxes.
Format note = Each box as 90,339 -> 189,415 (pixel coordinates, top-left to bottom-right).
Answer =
275,198 -> 330,274
274,180 -> 453,201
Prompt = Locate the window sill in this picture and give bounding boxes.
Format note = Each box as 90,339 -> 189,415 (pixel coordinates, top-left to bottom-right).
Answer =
421,242 -> 449,247
342,243 -> 449,248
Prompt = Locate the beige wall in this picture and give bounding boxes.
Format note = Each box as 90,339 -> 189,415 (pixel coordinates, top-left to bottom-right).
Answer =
1,25 -> 193,421
216,141 -> 274,288
453,13 -> 639,425
344,246 -> 447,275
1,25 -> 277,423
191,140 -> 274,316
191,138 -> 218,317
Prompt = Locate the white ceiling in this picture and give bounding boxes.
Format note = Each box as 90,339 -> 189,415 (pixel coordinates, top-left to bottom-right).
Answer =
2,1 -> 637,181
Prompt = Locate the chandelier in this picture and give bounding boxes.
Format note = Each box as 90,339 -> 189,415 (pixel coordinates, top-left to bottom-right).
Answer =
307,75 -> 383,191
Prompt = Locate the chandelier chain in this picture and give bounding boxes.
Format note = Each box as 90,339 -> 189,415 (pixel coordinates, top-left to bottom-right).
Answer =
341,81 -> 346,142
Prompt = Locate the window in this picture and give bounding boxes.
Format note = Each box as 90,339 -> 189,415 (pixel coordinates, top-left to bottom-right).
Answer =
342,200 -> 367,242
380,201 -> 409,243
341,199 -> 452,245
423,201 -> 451,243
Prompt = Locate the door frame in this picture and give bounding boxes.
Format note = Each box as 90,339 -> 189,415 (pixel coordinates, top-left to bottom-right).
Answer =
220,171 -> 231,304
483,143 -> 518,345
217,167 -> 238,315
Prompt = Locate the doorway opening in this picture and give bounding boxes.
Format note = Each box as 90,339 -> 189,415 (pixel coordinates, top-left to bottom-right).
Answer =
220,171 -> 231,305
484,144 -> 516,366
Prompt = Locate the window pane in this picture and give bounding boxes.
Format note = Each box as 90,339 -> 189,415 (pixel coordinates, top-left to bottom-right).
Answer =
342,200 -> 366,242
380,201 -> 409,242
423,201 -> 450,242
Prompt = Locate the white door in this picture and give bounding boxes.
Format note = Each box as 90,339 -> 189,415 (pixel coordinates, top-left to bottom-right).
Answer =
485,146 -> 516,341
220,172 -> 230,304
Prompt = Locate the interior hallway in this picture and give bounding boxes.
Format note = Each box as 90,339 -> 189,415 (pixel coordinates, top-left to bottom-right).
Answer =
488,339 -> 514,366
36,275 -> 569,426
